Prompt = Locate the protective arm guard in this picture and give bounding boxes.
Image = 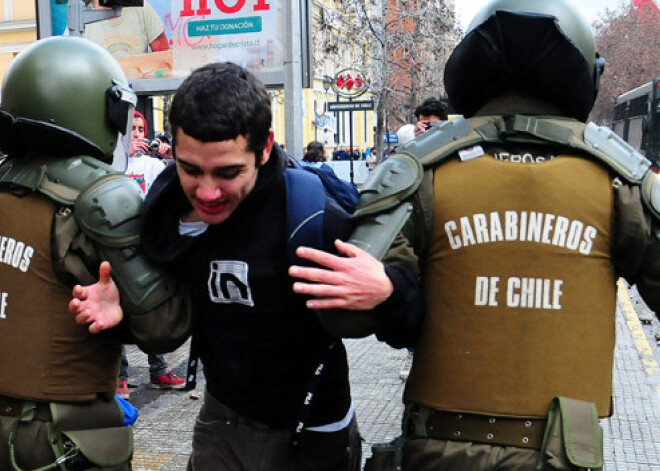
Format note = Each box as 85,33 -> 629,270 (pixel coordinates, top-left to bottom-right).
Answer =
348,153 -> 423,259
315,153 -> 424,339
73,175 -> 177,312
73,175 -> 193,352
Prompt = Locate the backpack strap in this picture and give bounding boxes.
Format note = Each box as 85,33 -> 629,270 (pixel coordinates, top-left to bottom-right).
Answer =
284,168 -> 326,266
0,154 -> 116,204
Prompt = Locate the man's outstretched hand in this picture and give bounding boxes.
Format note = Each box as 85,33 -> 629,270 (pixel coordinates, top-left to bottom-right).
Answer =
289,240 -> 393,310
69,261 -> 123,334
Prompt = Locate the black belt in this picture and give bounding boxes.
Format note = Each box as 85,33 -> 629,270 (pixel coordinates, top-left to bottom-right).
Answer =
410,406 -> 546,450
0,395 -> 52,421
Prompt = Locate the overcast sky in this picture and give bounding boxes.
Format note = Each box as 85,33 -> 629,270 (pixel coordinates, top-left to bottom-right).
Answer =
456,0 -> 632,31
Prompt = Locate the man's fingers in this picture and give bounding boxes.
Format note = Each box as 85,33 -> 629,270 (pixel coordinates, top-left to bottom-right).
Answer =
88,321 -> 102,334
289,265 -> 346,285
69,298 -> 84,314
294,246 -> 346,269
292,281 -> 344,297
334,240 -> 366,258
306,298 -> 347,310
75,310 -> 89,325
98,261 -> 112,284
72,285 -> 86,300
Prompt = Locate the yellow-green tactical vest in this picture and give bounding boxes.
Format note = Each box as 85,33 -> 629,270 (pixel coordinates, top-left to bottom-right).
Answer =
0,192 -> 120,401
404,154 -> 616,418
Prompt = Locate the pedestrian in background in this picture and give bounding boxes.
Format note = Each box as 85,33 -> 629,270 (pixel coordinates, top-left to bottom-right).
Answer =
117,110 -> 185,399
303,140 -> 327,163
413,97 -> 447,136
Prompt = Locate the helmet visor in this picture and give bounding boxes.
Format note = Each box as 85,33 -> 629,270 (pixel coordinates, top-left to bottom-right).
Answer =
106,81 -> 137,136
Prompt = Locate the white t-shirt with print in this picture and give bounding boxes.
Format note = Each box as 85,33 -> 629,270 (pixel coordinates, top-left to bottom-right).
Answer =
126,155 -> 165,194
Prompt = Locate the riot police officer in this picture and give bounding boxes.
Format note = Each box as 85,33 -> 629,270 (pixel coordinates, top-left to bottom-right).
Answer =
289,0 -> 660,469
0,36 -> 191,470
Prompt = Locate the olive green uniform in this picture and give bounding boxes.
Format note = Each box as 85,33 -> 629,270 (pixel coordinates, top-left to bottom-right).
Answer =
0,36 -> 193,471
0,157 -> 192,469
388,128 -> 660,470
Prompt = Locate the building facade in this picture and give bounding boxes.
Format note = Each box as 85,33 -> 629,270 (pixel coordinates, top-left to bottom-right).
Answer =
0,1 -> 36,80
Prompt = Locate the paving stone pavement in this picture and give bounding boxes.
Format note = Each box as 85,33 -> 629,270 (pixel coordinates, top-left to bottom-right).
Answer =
126,284 -> 660,470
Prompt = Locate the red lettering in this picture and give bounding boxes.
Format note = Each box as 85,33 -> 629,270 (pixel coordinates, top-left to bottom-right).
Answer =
181,0 -> 212,17
253,0 -> 270,11
215,0 -> 245,14
180,0 -> 270,16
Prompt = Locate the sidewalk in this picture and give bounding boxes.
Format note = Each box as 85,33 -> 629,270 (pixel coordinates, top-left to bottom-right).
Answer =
127,284 -> 660,470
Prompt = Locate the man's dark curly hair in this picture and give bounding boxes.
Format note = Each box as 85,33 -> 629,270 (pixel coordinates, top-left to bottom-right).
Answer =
414,97 -> 448,121
169,62 -> 272,166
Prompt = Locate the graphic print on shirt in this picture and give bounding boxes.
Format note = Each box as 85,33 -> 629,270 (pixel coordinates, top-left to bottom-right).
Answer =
128,173 -> 147,193
208,260 -> 254,307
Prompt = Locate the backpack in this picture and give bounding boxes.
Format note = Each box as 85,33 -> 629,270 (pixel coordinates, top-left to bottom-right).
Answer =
284,158 -> 358,266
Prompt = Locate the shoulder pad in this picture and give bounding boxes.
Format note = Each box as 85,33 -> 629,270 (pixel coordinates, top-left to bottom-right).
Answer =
584,123 -> 651,183
353,153 -> 422,218
74,174 -> 144,247
0,155 -> 117,205
397,117 -> 476,168
641,171 -> 660,221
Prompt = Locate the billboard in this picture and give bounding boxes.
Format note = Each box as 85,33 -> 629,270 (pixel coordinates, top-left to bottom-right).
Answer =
36,0 -> 310,93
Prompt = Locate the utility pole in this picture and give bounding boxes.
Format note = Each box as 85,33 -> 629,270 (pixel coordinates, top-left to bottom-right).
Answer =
284,0 -> 304,159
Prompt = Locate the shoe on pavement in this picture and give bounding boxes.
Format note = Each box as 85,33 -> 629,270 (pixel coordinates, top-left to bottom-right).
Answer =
399,352 -> 414,381
116,379 -> 130,399
148,372 -> 186,389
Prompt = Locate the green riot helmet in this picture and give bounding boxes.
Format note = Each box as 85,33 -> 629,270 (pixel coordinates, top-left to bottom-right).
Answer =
445,0 -> 601,122
0,36 -> 136,162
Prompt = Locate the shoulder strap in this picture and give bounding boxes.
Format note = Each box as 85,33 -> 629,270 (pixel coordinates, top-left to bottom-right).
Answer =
399,115 -> 651,183
284,168 -> 326,266
0,155 -> 117,205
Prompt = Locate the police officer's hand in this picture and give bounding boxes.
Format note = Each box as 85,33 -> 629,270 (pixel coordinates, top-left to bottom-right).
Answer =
289,240 -> 394,310
69,261 -> 123,334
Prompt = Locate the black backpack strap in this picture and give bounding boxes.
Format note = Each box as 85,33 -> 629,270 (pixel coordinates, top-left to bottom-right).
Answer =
292,341 -> 337,447
284,167 -> 326,266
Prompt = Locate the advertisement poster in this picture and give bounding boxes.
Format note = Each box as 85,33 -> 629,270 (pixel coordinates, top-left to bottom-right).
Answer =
44,0 -> 290,91
168,0 -> 286,86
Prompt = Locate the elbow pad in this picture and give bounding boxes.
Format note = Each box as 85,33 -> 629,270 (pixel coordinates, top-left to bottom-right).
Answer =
74,174 -> 177,314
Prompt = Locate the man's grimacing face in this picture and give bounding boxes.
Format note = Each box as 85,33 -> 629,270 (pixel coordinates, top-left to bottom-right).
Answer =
174,128 -> 274,225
